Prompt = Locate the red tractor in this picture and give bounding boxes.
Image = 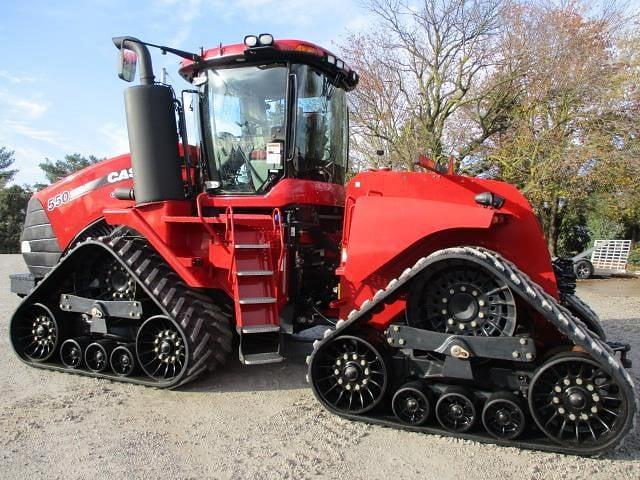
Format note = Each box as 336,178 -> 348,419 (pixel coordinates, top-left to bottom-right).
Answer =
9,34 -> 635,455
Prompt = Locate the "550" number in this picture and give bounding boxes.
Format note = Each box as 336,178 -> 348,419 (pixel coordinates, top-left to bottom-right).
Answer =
47,191 -> 70,211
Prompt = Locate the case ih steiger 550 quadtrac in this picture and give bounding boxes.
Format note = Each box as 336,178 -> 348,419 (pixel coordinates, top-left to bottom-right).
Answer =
9,34 -> 636,456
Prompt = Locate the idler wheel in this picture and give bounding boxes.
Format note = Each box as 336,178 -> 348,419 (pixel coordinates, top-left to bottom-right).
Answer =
136,315 -> 188,381
110,344 -> 136,377
10,303 -> 59,362
528,353 -> 633,453
482,392 -> 526,440
310,335 -> 388,415
60,337 -> 91,369
435,387 -> 477,433
85,340 -> 115,372
392,382 -> 433,425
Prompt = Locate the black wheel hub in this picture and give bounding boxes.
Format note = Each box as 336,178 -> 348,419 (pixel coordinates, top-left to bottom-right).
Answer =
449,291 -> 479,322
104,262 -> 136,300
409,262 -> 517,337
310,335 -> 388,415
154,330 -> 184,365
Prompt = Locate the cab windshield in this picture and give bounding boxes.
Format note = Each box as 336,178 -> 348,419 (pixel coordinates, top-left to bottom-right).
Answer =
201,63 -> 347,193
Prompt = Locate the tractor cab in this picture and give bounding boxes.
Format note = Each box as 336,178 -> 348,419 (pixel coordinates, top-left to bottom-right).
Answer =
179,35 -> 358,195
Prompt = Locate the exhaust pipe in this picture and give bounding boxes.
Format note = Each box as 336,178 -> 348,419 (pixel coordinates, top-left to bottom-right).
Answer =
113,36 -> 184,205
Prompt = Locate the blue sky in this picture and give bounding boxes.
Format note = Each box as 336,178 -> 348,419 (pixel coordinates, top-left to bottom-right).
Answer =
0,0 -> 370,185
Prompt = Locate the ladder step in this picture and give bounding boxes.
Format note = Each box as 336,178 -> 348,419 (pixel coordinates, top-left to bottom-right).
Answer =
235,243 -> 269,249
242,324 -> 280,334
239,297 -> 277,305
242,352 -> 284,365
236,270 -> 274,277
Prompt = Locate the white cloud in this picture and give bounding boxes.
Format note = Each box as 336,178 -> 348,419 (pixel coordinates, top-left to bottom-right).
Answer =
0,90 -> 49,119
0,71 -> 38,84
2,119 -> 67,149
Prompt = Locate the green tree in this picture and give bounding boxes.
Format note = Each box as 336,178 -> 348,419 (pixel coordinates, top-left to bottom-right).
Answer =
39,153 -> 103,184
0,185 -> 32,253
0,147 -> 17,187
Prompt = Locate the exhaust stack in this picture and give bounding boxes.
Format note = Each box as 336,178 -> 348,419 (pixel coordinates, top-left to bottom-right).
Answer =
113,36 -> 184,205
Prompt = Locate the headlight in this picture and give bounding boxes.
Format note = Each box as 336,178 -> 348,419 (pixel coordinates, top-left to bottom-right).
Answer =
258,33 -> 274,46
244,35 -> 259,48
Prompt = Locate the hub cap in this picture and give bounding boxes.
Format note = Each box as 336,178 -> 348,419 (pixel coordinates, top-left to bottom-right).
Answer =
409,262 -> 517,337
529,355 -> 629,449
310,335 -> 387,414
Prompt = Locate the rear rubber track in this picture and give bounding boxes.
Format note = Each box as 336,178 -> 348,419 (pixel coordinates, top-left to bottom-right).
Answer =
306,246 -> 636,456
11,235 -> 233,388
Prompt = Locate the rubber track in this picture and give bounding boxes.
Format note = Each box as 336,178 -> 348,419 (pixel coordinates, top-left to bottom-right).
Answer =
12,236 -> 233,388
306,246 -> 637,456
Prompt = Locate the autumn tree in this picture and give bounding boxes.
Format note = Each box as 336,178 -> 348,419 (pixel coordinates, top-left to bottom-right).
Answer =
479,1 -> 636,255
341,0 -> 521,170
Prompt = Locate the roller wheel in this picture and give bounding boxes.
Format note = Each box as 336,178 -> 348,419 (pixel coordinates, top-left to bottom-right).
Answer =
136,315 -> 188,381
482,393 -> 526,440
436,387 -> 477,433
528,353 -> 633,452
392,382 -> 432,425
310,335 -> 388,415
85,341 -> 113,372
110,344 -> 136,377
60,338 -> 89,369
11,303 -> 59,362
408,259 -> 516,337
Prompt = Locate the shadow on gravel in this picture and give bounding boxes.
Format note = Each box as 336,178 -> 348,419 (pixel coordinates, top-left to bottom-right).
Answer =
180,337 -> 312,394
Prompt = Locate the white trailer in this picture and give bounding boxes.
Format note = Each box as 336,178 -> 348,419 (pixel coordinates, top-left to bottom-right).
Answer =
572,239 -> 632,279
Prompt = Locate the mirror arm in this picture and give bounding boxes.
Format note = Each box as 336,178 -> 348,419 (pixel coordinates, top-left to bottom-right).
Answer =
112,36 -> 155,85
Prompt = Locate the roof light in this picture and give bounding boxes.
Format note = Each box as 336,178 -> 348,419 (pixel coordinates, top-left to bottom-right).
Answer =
244,35 -> 259,48
336,59 -> 345,69
295,44 -> 322,55
258,33 -> 274,46
326,54 -> 336,64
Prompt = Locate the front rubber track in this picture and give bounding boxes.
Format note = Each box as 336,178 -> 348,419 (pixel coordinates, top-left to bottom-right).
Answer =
306,246 -> 636,456
10,236 -> 233,388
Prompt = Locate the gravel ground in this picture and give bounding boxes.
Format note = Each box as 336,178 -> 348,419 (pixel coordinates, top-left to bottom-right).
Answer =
0,254 -> 638,480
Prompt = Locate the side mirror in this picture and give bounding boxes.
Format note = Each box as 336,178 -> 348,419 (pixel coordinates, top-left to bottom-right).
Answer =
118,48 -> 138,82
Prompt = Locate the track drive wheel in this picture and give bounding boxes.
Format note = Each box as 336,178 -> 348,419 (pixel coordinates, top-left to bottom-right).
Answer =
528,353 -> 634,453
408,259 -> 517,337
392,382 -> 433,425
435,387 -> 477,433
310,335 -> 388,415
